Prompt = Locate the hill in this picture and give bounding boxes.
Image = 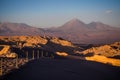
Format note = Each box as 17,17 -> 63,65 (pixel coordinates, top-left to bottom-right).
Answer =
47,19 -> 120,44
0,22 -> 44,35
0,36 -> 75,55
0,19 -> 120,44
82,42 -> 120,58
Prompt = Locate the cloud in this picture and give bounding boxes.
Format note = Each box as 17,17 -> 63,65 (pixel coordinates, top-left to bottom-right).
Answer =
105,10 -> 112,14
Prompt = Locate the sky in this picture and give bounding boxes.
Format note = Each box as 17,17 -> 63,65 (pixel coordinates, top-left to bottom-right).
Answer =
0,0 -> 120,28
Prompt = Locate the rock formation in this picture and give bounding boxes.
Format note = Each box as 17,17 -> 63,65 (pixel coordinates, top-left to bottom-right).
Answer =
83,42 -> 120,57
0,36 -> 75,55
0,45 -> 16,58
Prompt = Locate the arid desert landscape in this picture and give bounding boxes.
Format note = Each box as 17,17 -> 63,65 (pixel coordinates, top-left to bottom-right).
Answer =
0,36 -> 120,80
0,0 -> 120,80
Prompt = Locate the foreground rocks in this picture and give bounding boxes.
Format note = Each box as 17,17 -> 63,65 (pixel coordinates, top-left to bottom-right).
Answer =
0,36 -> 74,47
0,36 -> 77,57
0,36 -> 120,68
82,42 -> 120,57
0,58 -> 26,76
81,42 -> 120,67
0,45 -> 16,58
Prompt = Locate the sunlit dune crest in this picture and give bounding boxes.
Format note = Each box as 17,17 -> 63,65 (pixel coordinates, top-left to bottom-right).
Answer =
50,37 -> 73,47
83,42 -> 120,57
56,52 -> 68,57
0,45 -> 16,58
81,42 -> 120,66
85,55 -> 120,67
0,36 -> 120,68
0,36 -> 73,47
0,45 -> 10,55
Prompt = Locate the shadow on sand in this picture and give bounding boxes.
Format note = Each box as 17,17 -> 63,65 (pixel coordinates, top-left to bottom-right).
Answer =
1,58 -> 120,80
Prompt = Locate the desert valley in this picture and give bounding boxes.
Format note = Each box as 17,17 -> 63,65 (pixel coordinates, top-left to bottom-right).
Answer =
0,19 -> 120,80
0,0 -> 120,79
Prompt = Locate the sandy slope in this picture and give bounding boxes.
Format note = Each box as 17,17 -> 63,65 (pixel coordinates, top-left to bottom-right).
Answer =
1,58 -> 120,80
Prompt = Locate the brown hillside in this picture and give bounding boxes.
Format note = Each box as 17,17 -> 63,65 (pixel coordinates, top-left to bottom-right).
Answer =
83,42 -> 120,57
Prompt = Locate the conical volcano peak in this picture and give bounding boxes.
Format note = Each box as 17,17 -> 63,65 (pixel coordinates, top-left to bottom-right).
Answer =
62,18 -> 86,28
57,18 -> 87,32
68,18 -> 85,24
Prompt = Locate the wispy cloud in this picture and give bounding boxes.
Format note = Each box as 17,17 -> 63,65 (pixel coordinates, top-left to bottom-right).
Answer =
105,10 -> 112,14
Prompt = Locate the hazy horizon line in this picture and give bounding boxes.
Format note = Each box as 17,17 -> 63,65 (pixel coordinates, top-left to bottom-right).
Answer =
0,18 -> 120,28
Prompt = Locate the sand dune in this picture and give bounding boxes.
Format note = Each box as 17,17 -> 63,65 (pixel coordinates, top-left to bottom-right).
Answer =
1,58 -> 120,80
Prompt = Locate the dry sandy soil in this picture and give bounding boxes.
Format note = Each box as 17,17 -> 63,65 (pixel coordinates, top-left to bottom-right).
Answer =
1,58 -> 120,80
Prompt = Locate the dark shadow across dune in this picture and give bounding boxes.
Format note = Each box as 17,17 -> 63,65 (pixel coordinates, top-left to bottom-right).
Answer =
1,58 -> 120,80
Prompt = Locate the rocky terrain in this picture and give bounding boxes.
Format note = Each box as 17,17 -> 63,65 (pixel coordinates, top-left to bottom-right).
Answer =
79,42 -> 120,67
0,36 -> 73,47
0,36 -> 120,67
0,58 -> 26,76
82,42 -> 120,58
0,45 -> 16,58
0,35 -> 120,80
0,36 -> 76,56
0,36 -> 76,76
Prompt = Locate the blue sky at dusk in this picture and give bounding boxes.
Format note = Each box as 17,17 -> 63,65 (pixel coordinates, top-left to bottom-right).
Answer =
0,0 -> 120,27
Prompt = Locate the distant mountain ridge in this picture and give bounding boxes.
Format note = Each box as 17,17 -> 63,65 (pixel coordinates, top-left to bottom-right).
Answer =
47,19 -> 120,44
0,22 -> 44,35
0,19 -> 120,44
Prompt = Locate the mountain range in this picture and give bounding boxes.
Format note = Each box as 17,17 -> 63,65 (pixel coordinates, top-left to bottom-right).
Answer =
0,19 -> 120,44
0,22 -> 44,35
